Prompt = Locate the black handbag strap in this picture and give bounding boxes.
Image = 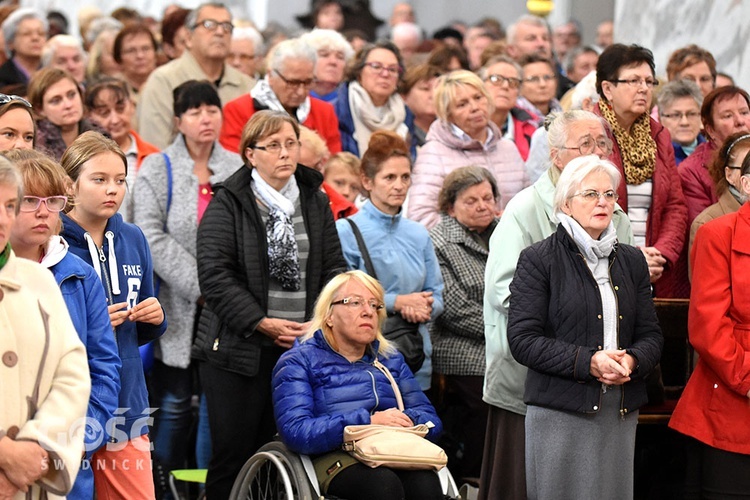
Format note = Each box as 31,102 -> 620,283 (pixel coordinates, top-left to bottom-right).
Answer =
345,218 -> 379,281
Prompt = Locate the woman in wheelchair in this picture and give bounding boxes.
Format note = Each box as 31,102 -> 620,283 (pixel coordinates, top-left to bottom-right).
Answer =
272,270 -> 445,500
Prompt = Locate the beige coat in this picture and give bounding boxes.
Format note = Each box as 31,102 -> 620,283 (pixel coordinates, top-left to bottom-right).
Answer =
136,50 -> 254,149
0,252 -> 90,498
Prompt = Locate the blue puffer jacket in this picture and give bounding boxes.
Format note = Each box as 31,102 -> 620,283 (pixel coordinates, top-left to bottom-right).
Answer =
61,212 -> 167,442
41,236 -> 121,499
334,82 -> 418,158
272,329 -> 442,456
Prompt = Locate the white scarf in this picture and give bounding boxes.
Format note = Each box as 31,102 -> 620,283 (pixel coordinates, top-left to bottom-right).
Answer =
251,168 -> 301,290
558,212 -> 618,351
348,81 -> 408,155
251,76 -> 311,124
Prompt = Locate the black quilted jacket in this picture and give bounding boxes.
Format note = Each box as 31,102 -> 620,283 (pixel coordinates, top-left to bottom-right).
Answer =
192,164 -> 346,377
507,225 -> 663,415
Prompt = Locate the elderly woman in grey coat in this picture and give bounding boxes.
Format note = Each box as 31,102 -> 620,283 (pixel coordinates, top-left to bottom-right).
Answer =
132,79 -> 240,495
429,165 -> 498,481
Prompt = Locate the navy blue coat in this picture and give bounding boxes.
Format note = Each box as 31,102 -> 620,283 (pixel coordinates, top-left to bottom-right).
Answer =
272,329 -> 442,455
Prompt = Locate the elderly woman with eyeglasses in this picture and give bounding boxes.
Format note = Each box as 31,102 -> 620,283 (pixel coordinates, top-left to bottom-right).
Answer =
657,79 -> 705,166
508,155 -> 663,500
195,110 -> 346,499
480,110 -> 633,500
595,43 -> 688,298
480,55 -> 538,161
334,40 -> 417,157
408,70 -> 529,229
517,55 -> 562,127
220,37 -> 342,155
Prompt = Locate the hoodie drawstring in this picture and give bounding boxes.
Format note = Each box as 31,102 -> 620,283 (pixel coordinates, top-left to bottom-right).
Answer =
83,232 -> 101,281
105,231 -> 120,295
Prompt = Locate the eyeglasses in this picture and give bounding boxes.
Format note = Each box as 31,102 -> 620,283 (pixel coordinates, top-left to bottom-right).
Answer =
726,165 -> 743,171
252,139 -> 301,155
560,136 -> 613,156
332,296 -> 385,312
0,94 -> 31,107
682,75 -> 714,84
273,70 -> 315,89
193,19 -> 234,34
611,77 -> 659,88
485,74 -> 522,89
363,62 -> 402,77
20,195 -> 67,212
524,74 -> 556,84
571,190 -> 619,203
660,111 -> 700,121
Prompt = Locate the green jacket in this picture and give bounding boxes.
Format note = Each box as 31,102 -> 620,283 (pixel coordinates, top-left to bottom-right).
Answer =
483,168 -> 634,415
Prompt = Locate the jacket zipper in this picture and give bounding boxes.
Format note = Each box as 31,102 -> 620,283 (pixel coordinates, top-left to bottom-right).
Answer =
97,244 -> 117,342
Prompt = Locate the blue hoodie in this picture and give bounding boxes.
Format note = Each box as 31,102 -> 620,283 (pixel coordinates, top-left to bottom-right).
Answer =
40,235 -> 121,498
61,212 -> 167,442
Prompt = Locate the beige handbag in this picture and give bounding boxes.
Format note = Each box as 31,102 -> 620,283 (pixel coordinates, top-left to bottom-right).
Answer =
342,360 -> 448,471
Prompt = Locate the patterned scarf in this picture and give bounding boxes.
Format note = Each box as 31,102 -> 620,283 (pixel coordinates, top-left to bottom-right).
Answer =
348,81 -> 408,155
0,243 -> 9,270
251,168 -> 301,291
251,77 -> 311,124
599,101 -> 656,185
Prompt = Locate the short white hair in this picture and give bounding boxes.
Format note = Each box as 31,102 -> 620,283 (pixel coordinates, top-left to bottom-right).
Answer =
300,29 -> 354,61
506,14 -> 549,45
570,71 -> 600,111
2,8 -> 48,58
553,155 -> 621,213
391,22 -> 423,44
269,37 -> 317,73
42,35 -> 87,68
232,26 -> 264,56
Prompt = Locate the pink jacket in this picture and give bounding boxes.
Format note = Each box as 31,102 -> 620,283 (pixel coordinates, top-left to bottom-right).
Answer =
408,120 -> 529,229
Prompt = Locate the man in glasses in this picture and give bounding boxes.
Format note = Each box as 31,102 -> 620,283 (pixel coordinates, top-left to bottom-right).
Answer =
220,37 -> 342,155
137,2 -> 253,149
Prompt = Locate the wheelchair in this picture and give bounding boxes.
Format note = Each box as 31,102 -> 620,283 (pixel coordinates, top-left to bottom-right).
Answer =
228,441 -> 462,499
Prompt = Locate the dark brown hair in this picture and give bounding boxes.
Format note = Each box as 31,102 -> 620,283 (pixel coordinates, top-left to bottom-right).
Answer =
345,40 -> 404,83
360,130 -> 410,180
708,131 -> 750,194
701,85 -> 750,139
399,63 -> 442,95
596,44 -> 655,99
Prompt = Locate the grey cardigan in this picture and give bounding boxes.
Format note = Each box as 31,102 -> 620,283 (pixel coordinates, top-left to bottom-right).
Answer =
133,134 -> 242,368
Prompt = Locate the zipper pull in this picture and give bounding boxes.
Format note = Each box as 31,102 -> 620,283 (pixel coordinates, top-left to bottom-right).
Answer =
212,338 -> 220,351
98,246 -> 106,262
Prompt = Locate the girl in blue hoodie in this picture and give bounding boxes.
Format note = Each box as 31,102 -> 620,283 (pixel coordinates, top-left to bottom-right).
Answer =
60,131 -> 167,500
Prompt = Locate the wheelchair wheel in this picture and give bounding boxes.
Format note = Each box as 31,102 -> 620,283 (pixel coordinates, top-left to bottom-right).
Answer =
229,441 -> 316,500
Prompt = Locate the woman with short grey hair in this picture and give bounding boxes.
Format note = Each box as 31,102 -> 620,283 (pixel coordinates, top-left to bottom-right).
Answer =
301,29 -> 354,103
508,154 -> 663,500
0,8 -> 48,89
41,34 -> 87,84
429,165 -> 499,479
657,79 -> 705,165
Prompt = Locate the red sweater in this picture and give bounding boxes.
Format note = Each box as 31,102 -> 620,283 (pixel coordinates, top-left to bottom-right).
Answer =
220,94 -> 342,155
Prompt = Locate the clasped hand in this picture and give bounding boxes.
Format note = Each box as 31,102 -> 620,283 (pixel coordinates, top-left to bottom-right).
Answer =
590,349 -> 635,385
371,408 -> 414,428
640,246 -> 666,283
108,297 -> 164,328
395,292 -> 434,323
258,318 -> 310,348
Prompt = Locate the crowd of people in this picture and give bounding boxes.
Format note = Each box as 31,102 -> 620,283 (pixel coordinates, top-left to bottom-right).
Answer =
0,1 -> 748,499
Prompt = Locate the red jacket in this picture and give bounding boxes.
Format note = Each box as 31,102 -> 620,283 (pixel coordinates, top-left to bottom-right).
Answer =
219,94 -> 342,155
678,141 -> 718,225
669,202 -> 750,455
595,104 -> 688,298
132,129 -> 160,171
321,182 -> 357,220
510,107 -> 538,161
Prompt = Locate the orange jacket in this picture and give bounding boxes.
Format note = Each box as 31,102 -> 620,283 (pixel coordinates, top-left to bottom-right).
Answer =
132,129 -> 160,171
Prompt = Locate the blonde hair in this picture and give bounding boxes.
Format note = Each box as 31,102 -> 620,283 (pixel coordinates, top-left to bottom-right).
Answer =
61,131 -> 127,183
325,151 -> 360,177
299,125 -> 329,162
302,270 -> 397,357
5,149 -> 68,233
433,70 -> 494,123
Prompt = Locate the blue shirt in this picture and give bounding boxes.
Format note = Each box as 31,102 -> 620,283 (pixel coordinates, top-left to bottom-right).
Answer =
335,201 -> 444,389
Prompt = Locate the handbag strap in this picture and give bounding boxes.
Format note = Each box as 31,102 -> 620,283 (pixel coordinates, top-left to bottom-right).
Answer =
373,359 -> 404,411
344,218 -> 378,280
155,153 -> 173,297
